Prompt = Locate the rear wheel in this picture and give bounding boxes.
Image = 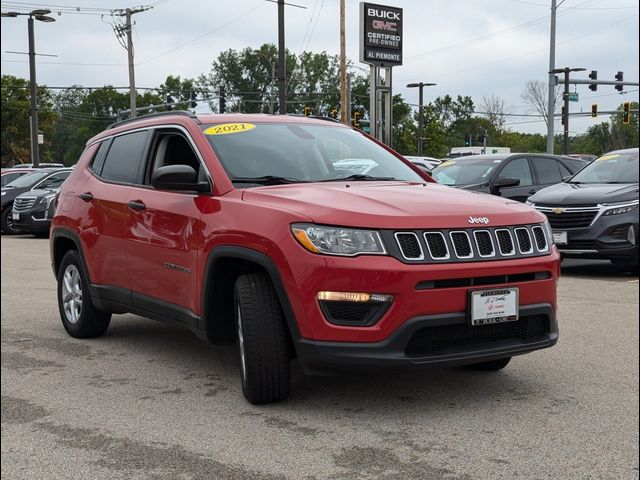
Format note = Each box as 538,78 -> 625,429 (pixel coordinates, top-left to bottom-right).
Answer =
465,357 -> 511,371
57,250 -> 111,338
234,273 -> 291,404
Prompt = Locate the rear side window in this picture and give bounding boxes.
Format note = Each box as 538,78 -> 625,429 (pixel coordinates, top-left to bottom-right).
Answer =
533,157 -> 563,184
90,140 -> 111,175
499,157 -> 533,186
100,131 -> 149,184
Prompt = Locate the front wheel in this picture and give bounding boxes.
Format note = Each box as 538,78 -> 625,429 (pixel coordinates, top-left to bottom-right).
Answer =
1,208 -> 20,234
57,250 -> 111,338
235,273 -> 291,404
465,357 -> 511,371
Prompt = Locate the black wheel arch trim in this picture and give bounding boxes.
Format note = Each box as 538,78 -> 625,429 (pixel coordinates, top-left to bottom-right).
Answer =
202,245 -> 301,340
50,228 -> 93,282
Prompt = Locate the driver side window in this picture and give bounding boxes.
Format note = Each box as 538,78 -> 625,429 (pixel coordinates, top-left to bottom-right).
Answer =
147,131 -> 202,185
499,157 -> 532,186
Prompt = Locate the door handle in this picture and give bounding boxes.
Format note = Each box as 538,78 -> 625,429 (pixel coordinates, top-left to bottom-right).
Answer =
78,192 -> 93,202
127,200 -> 146,211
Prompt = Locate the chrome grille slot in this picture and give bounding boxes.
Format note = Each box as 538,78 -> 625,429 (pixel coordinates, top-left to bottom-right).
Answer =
473,230 -> 495,257
13,197 -> 37,212
424,232 -> 449,259
395,232 -> 424,260
495,229 -> 515,256
514,227 -> 533,254
450,231 -> 473,258
531,226 -> 548,252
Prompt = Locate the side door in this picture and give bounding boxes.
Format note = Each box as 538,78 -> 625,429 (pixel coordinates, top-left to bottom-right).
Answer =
492,156 -> 535,202
78,130 -> 151,294
530,156 -> 566,193
124,126 -> 211,323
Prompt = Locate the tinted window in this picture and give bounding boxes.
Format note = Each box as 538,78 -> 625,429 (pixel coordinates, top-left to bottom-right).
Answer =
432,157 -> 503,185
90,140 -> 111,175
3,170 -> 51,188
558,162 -> 571,178
1,172 -> 27,186
498,157 -> 532,186
533,157 -> 563,184
100,131 -> 149,184
36,171 -> 71,190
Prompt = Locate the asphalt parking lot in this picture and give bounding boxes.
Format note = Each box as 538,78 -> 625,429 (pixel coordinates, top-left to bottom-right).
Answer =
1,236 -> 638,480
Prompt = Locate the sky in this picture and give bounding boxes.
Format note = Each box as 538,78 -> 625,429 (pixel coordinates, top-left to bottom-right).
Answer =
1,0 -> 638,137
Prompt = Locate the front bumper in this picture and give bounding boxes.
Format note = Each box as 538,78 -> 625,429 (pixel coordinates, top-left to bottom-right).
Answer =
11,204 -> 53,233
295,304 -> 557,374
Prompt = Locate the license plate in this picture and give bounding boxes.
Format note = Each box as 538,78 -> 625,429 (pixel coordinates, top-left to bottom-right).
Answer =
553,231 -> 567,245
12,212 -> 19,221
470,288 -> 519,326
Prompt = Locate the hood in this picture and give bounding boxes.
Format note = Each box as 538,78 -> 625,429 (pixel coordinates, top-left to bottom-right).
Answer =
1,186 -> 30,207
242,181 -> 545,229
529,182 -> 639,206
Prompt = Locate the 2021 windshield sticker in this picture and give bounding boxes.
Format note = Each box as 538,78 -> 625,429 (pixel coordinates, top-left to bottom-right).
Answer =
204,123 -> 256,135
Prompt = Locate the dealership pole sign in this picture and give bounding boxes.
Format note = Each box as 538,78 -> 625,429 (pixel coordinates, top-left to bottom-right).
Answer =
359,2 -> 403,67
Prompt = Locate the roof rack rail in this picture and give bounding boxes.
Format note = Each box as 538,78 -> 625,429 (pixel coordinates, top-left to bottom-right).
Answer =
108,110 -> 200,130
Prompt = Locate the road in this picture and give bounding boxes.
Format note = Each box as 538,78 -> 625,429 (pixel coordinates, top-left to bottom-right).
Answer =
1,236 -> 638,480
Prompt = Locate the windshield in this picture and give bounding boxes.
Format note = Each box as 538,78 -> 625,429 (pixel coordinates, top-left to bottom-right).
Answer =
432,158 -> 501,185
3,170 -> 51,189
202,122 -> 424,186
569,151 -> 639,184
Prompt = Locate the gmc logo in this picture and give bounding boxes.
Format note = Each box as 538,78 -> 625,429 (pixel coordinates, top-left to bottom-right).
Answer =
372,20 -> 397,31
368,8 -> 400,20
468,216 -> 490,225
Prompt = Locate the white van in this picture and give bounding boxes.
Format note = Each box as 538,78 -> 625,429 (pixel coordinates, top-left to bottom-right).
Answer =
449,146 -> 510,158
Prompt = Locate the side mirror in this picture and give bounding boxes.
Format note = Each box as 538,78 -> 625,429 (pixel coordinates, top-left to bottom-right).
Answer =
151,165 -> 209,192
493,176 -> 520,189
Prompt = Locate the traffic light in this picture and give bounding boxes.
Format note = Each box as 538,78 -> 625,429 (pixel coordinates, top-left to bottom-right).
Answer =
591,104 -> 598,117
464,134 -> 470,147
219,86 -> 226,114
623,102 -> 630,124
165,95 -> 174,111
353,112 -> 360,127
615,71 -> 624,92
588,70 -> 598,91
189,90 -> 197,109
561,105 -> 567,126
304,106 -> 311,117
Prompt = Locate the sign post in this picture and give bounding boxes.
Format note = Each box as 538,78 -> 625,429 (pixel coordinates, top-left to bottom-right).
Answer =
360,2 -> 403,146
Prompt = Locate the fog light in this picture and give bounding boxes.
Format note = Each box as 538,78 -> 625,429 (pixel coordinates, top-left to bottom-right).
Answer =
628,225 -> 636,246
317,291 -> 393,303
317,291 -> 393,326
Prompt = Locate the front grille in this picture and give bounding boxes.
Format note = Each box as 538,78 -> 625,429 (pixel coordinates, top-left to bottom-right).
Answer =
405,315 -> 549,357
415,271 -> 551,290
515,228 -> 533,254
474,230 -> 495,257
319,300 -> 389,326
450,231 -> 473,258
388,224 -> 550,264
424,232 -> 449,259
13,197 -> 36,212
543,210 -> 598,229
531,226 -> 548,251
496,229 -> 515,255
395,233 -> 423,259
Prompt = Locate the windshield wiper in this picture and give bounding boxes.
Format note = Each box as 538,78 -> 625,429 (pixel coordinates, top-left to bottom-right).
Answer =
320,174 -> 397,182
230,175 -> 307,185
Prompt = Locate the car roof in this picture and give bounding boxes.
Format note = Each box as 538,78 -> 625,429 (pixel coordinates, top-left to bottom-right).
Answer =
451,153 -> 585,161
604,147 -> 639,155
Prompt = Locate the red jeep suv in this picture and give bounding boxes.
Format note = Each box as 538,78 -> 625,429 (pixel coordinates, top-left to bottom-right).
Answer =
50,112 -> 559,404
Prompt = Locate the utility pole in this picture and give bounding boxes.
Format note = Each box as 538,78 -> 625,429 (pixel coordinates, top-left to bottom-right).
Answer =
113,6 -> 151,118
550,66 -> 585,155
339,0 -> 348,124
406,82 -> 436,156
27,15 -> 39,166
546,0 -> 557,154
278,0 -> 286,114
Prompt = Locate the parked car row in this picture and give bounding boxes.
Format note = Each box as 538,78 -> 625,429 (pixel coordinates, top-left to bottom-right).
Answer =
1,167 -> 72,236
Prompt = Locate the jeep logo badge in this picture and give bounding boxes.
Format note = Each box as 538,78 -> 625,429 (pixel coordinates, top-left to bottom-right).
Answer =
468,216 -> 490,224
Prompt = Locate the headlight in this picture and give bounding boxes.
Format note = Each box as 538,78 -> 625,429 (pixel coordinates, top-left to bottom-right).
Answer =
291,223 -> 386,256
542,219 -> 554,246
39,193 -> 57,208
602,200 -> 638,216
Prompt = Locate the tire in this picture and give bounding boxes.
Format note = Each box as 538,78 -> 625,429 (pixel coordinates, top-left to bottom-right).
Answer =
57,250 -> 111,338
1,207 -> 20,235
234,273 -> 291,404
465,357 -> 511,371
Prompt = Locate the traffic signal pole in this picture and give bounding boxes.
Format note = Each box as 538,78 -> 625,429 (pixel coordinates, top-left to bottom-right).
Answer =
561,69 -> 570,156
546,0 -> 557,154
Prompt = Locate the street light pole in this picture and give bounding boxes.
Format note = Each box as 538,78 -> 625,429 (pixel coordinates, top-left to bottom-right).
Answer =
546,0 -> 557,154
407,82 -> 436,156
550,66 -> 585,155
2,9 -> 55,167
27,15 -> 39,167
